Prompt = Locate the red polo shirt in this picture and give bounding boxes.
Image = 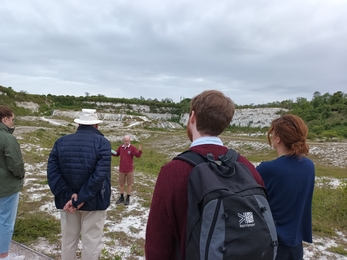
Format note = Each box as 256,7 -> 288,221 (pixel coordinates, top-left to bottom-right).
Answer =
112,144 -> 142,173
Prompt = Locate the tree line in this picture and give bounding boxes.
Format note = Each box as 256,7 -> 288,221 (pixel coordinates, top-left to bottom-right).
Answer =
1,85 -> 346,139
245,91 -> 347,139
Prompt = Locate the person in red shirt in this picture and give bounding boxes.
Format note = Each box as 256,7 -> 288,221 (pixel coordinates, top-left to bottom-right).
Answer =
112,135 -> 142,205
145,90 -> 265,260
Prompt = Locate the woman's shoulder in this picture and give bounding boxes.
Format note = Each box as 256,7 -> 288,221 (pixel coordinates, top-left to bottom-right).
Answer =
257,158 -> 278,167
256,158 -> 280,173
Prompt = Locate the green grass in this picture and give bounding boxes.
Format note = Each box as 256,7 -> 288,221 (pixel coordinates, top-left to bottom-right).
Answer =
135,149 -> 170,176
13,212 -> 60,244
315,164 -> 347,178
312,184 -> 347,236
327,246 -> 347,256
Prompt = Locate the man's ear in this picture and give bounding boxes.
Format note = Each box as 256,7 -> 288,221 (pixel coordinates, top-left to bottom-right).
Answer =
189,110 -> 196,124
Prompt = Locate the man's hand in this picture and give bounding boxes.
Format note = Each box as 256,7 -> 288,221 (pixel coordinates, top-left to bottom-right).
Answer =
63,200 -> 75,213
63,193 -> 84,213
138,144 -> 142,151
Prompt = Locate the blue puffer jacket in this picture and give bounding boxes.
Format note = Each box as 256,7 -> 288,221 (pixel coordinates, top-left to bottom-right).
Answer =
47,125 -> 111,211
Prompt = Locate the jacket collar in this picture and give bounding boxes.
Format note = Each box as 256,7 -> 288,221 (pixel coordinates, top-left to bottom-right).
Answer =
76,125 -> 104,136
0,122 -> 14,134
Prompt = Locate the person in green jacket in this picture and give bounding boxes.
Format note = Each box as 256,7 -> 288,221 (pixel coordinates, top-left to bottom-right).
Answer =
0,105 -> 25,260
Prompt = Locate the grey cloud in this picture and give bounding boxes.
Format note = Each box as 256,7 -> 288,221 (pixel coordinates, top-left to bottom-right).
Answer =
0,0 -> 346,104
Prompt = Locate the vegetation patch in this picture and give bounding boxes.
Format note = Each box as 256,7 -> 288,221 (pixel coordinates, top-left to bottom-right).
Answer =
13,212 -> 60,244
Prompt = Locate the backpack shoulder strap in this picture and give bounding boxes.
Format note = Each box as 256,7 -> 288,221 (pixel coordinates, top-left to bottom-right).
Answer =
225,148 -> 240,161
173,150 -> 207,166
175,149 -> 240,170
217,148 -> 240,167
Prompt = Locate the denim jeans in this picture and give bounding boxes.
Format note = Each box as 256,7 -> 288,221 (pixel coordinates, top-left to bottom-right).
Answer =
0,192 -> 20,254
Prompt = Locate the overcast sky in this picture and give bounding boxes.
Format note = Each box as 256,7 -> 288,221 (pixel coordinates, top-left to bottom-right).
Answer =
1,0 -> 346,105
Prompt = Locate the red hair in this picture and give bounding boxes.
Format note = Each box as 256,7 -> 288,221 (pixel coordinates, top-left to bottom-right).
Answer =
267,114 -> 309,156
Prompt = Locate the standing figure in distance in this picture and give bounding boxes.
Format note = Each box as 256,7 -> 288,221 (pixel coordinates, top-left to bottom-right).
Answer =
145,90 -> 265,259
47,109 -> 111,260
112,135 -> 142,205
0,105 -> 26,260
256,114 -> 315,260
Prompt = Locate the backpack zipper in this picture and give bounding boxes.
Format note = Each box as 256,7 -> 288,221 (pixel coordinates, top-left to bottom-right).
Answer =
205,198 -> 222,260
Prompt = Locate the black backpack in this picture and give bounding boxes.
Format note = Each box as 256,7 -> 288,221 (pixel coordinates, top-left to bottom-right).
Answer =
174,148 -> 278,260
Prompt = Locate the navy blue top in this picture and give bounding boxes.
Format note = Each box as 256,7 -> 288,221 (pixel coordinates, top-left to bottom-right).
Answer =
256,155 -> 315,246
47,125 -> 111,211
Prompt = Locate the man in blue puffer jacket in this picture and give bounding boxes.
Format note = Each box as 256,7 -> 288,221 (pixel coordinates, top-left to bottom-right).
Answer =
47,108 -> 111,260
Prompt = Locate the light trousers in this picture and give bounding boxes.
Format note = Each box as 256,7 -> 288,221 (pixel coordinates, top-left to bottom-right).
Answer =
0,192 -> 20,254
60,210 -> 106,260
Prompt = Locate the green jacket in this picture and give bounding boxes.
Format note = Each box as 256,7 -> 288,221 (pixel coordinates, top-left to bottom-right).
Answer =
0,122 -> 25,198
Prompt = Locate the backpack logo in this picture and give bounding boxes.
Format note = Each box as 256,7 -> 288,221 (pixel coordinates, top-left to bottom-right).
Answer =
238,212 -> 255,228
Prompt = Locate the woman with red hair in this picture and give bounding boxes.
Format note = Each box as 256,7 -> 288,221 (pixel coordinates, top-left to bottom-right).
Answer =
256,114 -> 315,260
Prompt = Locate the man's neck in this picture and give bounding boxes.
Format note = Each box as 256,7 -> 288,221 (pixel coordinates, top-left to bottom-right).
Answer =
190,136 -> 223,147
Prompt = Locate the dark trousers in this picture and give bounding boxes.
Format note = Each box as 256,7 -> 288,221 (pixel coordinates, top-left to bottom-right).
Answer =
275,242 -> 303,260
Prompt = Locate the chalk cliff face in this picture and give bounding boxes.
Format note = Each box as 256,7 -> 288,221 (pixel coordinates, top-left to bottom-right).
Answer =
15,101 -> 40,112
230,108 -> 286,128
16,101 -> 284,130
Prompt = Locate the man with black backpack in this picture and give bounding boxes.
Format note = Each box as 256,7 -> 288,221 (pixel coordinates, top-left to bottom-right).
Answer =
145,90 -> 277,260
